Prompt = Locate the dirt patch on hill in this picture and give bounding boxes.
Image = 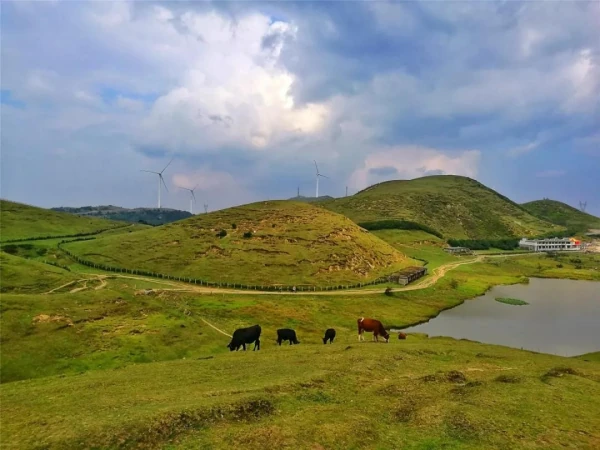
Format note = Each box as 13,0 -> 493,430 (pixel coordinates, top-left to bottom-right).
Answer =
33,314 -> 73,327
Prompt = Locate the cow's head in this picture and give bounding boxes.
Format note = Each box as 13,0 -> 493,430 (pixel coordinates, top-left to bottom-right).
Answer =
383,331 -> 390,343
227,342 -> 235,351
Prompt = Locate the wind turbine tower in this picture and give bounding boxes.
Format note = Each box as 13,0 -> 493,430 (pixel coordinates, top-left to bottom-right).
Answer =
579,201 -> 587,212
180,185 -> 198,214
314,160 -> 329,198
204,203 -> 209,214
141,158 -> 173,209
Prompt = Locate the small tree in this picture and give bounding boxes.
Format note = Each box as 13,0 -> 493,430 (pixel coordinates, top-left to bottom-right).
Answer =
385,287 -> 393,296
216,229 -> 227,238
232,223 -> 237,229
243,231 -> 253,239
450,279 -> 459,289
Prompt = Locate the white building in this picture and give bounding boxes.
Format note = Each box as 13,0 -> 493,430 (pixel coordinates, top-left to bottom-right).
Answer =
518,237 -> 581,252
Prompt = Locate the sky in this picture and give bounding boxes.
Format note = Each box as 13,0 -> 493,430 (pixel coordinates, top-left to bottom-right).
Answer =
1,1 -> 599,215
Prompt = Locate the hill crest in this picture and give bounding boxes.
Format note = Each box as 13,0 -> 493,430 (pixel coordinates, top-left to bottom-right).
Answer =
522,199 -> 600,231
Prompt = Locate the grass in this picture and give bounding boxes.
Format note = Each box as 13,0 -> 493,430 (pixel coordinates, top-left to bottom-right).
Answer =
573,352 -> 600,362
0,199 -> 126,241
495,297 -> 529,306
1,337 -> 599,449
63,201 -> 418,287
321,175 -> 563,239
0,252 -> 78,293
522,199 -> 600,231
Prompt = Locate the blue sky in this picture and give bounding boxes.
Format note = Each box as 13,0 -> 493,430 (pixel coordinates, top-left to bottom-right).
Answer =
1,1 -> 599,215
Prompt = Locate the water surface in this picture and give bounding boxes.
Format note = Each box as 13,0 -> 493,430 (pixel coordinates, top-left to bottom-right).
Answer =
401,278 -> 600,356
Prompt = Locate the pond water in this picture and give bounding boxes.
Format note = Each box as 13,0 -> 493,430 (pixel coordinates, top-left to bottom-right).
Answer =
400,278 -> 600,357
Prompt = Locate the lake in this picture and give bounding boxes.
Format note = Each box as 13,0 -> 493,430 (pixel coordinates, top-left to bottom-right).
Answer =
400,278 -> 600,357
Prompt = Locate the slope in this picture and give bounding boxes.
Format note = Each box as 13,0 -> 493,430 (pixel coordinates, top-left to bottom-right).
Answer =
0,252 -> 78,293
63,200 -> 416,286
322,175 -> 563,239
0,199 -> 124,241
51,205 -> 193,226
522,199 -> 600,231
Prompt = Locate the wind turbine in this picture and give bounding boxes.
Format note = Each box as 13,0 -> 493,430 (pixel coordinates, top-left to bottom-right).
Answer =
141,158 -> 173,209
314,160 -> 329,198
179,185 -> 198,214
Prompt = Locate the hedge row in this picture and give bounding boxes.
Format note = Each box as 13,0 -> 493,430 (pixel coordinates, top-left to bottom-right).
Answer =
358,220 -> 444,239
0,225 -> 129,244
57,239 -> 428,292
447,238 -> 520,251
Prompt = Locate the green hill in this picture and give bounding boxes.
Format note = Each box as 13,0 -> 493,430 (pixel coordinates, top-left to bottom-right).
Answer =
0,252 -> 77,293
63,201 -> 416,287
51,205 -> 193,226
0,200 -> 124,241
321,176 -> 563,239
521,199 -> 600,231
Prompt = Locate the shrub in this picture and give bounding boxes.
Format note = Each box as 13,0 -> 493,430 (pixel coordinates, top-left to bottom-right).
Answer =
556,264 -> 563,268
216,229 -> 227,238
232,223 -> 237,229
358,220 -> 443,238
243,231 -> 253,239
2,245 -> 18,255
450,279 -> 459,289
384,287 -> 393,296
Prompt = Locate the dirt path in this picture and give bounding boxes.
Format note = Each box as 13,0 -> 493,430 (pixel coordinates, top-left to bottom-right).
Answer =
200,318 -> 232,338
69,280 -> 88,293
65,253 -> 530,297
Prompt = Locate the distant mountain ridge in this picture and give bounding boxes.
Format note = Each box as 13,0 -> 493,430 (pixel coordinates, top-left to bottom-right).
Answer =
521,199 -> 600,232
321,175 -> 563,239
287,195 -> 335,203
51,205 -> 192,226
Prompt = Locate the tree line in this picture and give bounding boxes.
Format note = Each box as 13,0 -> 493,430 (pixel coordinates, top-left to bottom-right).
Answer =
357,220 -> 444,238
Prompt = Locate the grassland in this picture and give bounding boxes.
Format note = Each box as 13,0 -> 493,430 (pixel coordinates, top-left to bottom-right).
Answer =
2,336 -> 600,450
0,199 -> 126,241
63,201 -> 417,287
321,175 -> 563,239
522,199 -> 600,231
0,252 -> 78,293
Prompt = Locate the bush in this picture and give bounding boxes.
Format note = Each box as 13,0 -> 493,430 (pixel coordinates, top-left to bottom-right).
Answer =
447,238 -> 520,251
232,223 -> 237,229
2,245 -> 18,255
450,279 -> 459,289
384,287 -> 393,296
216,229 -> 227,238
556,264 -> 564,268
243,231 -> 253,239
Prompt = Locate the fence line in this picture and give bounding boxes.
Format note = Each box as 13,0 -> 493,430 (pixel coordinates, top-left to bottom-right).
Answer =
57,238 -> 425,293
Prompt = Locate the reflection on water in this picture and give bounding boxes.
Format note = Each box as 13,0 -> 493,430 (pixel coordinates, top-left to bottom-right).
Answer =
401,278 -> 600,356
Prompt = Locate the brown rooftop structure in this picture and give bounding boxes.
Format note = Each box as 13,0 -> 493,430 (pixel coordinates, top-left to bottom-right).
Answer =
387,266 -> 428,285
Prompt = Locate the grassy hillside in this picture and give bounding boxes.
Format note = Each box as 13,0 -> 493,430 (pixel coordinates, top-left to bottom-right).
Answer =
0,252 -> 77,293
51,205 -> 193,226
322,176 -> 563,239
0,199 -> 124,241
64,201 -> 416,286
522,199 -> 600,231
2,337 -> 599,450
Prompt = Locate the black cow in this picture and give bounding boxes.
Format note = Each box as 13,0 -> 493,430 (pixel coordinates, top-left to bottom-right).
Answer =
276,328 -> 300,346
227,325 -> 261,351
322,328 -> 336,344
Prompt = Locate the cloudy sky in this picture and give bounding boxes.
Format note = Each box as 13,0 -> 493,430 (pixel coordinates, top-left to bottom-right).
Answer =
1,1 -> 599,215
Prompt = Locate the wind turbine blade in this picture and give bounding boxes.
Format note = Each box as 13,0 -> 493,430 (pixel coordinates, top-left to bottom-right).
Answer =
314,160 -> 319,174
160,157 -> 174,174
141,170 -> 159,174
193,184 -> 199,191
319,174 -> 329,179
191,191 -> 196,202
160,174 -> 169,192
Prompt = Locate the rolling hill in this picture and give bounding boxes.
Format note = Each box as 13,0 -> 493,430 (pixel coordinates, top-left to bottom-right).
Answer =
51,205 -> 192,226
0,200 -> 125,242
0,252 -> 77,293
63,201 -> 416,286
321,176 -> 563,239
521,199 -> 600,231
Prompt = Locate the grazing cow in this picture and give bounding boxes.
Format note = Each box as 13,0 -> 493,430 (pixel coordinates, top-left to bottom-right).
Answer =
357,317 -> 390,343
276,328 -> 300,346
323,328 -> 336,344
227,325 -> 261,351
398,332 -> 407,340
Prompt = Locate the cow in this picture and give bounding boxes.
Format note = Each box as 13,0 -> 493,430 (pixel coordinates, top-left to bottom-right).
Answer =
357,317 -> 390,343
398,332 -> 407,340
276,328 -> 300,346
323,328 -> 336,344
227,324 -> 261,351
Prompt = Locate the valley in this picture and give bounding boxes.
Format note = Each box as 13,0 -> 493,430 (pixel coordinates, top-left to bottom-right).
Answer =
1,178 -> 600,449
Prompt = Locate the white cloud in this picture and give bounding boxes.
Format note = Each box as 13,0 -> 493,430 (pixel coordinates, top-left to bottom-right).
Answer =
348,146 -> 481,190
507,140 -> 541,158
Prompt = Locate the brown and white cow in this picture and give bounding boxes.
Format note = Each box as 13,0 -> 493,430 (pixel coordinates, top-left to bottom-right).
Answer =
357,317 -> 390,343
